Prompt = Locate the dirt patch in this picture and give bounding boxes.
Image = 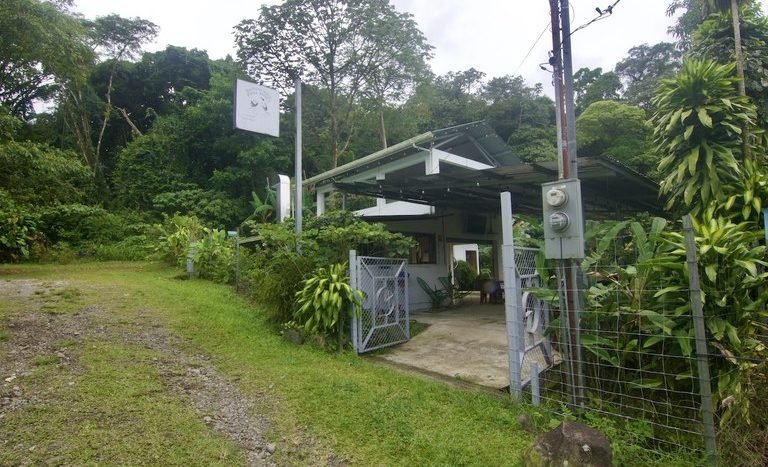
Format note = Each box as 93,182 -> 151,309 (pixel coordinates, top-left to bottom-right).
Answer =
0,279 -> 283,466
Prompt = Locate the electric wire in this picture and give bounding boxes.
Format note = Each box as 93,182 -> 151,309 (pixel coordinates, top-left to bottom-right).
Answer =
566,0 -> 622,41
512,21 -> 551,77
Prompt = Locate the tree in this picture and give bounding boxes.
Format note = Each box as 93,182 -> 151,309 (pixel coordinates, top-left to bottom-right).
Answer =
0,0 -> 92,119
614,42 -> 682,111
668,1 -> 751,95
689,5 -> 768,122
576,100 -> 653,172
86,15 -> 159,174
0,109 -> 92,207
572,67 -> 622,114
650,60 -> 759,216
481,75 -> 554,142
507,126 -> 557,163
406,69 -> 487,132
235,0 -> 432,168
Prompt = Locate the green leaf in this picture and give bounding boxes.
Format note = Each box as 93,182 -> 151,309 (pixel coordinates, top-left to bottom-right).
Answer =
704,264 -> 717,282
675,329 -> 692,356
697,108 -> 712,127
628,379 -> 663,389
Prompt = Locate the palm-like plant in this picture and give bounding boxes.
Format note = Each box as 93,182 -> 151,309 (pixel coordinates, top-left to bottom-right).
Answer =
651,60 -> 757,216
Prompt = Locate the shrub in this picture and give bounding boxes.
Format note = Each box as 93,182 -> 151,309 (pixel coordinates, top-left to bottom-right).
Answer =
453,260 -> 477,291
0,191 -> 43,263
38,204 -> 125,246
293,262 -> 362,352
191,228 -> 235,283
151,214 -> 204,266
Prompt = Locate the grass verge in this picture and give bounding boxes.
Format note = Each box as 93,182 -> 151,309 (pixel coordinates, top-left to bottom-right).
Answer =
1,262 -> 700,466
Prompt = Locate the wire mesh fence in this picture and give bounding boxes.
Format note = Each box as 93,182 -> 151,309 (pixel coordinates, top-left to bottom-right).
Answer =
517,220 -> 717,463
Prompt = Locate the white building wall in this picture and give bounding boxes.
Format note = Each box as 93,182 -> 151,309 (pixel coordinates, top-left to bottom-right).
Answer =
380,208 -> 505,311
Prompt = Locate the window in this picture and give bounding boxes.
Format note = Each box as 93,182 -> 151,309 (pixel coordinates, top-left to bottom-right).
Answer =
405,233 -> 436,264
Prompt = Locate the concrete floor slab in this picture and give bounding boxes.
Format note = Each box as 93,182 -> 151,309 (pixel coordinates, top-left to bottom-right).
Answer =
377,301 -> 513,389
376,297 -> 557,391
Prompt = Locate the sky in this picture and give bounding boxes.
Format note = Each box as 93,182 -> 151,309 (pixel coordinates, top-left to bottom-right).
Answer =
71,0 -> 768,95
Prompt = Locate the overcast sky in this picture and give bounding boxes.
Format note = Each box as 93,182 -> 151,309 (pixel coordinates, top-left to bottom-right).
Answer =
72,0 -> 768,95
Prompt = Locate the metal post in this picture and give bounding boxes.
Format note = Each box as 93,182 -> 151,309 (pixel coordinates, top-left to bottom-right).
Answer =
501,192 -> 523,399
549,0 -> 567,179
531,361 -> 541,406
349,249 -> 359,354
560,0 -> 578,178
295,78 -> 303,241
683,215 -> 718,466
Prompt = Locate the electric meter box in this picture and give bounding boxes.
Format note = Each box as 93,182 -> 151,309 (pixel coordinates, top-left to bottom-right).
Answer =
542,178 -> 585,259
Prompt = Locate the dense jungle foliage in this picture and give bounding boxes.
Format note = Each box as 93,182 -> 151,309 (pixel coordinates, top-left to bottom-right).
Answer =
2,0 -> 768,463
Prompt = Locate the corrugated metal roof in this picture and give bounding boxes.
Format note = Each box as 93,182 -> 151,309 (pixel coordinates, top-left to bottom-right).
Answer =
304,122 -> 662,217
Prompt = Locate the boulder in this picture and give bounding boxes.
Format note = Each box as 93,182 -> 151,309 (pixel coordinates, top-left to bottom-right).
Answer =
523,421 -> 613,467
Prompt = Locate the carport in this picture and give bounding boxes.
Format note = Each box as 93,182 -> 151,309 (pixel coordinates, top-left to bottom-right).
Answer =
304,121 -> 659,390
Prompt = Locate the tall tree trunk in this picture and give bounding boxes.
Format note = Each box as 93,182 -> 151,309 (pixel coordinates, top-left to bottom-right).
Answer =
731,0 -> 746,97
730,0 -> 751,160
379,109 -> 388,149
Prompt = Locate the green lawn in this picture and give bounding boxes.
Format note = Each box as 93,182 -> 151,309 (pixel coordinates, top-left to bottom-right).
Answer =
0,262 -> 539,466
0,261 -> 696,466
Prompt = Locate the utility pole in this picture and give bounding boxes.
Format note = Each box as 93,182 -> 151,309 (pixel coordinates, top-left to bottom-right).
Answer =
548,0 -> 585,408
549,0 -> 567,179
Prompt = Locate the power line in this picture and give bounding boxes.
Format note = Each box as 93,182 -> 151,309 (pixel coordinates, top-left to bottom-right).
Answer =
567,0 -> 622,40
546,0 -> 622,61
512,21 -> 551,77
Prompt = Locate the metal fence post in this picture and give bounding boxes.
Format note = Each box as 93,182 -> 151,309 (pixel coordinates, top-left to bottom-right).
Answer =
501,192 -> 523,399
682,215 -> 718,466
349,249 -> 359,354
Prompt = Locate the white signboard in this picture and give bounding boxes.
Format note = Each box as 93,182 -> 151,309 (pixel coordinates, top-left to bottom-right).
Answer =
234,79 -> 280,137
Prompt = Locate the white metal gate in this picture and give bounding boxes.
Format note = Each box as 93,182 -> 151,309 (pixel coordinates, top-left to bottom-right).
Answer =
515,247 -> 553,371
350,251 -> 410,353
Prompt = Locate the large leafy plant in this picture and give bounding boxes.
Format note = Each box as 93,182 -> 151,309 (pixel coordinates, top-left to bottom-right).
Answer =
582,215 -> 768,426
293,262 -> 362,352
651,60 -> 757,216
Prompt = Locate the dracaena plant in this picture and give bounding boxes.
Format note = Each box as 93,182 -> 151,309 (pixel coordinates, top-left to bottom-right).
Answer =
294,262 -> 362,352
650,60 -> 758,217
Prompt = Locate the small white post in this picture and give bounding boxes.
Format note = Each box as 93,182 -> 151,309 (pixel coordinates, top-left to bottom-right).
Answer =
274,174 -> 291,222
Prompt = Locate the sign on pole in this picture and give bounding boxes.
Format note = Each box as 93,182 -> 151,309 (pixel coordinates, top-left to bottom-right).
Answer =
233,78 -> 280,137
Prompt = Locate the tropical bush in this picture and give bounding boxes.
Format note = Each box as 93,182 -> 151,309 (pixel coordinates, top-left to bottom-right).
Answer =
293,262 -> 362,351
241,212 -> 413,329
152,214 -> 204,266
651,60 -> 763,217
453,260 -> 477,290
580,215 -> 768,427
0,191 -> 43,263
190,228 -> 235,283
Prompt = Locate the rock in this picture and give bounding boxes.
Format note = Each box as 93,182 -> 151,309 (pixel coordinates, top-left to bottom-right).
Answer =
517,414 -> 534,433
265,442 -> 276,454
283,328 -> 304,345
522,421 -> 612,467
203,416 -> 213,424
